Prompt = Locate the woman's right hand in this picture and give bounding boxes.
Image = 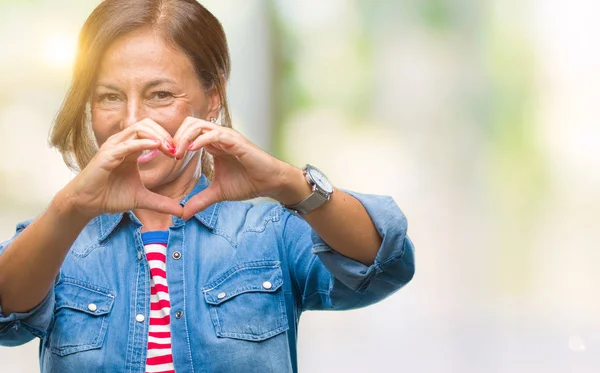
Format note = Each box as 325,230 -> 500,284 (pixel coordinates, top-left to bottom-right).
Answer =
61,119 -> 184,219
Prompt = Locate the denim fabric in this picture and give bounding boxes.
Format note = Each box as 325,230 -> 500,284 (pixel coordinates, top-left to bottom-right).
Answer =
0,175 -> 415,372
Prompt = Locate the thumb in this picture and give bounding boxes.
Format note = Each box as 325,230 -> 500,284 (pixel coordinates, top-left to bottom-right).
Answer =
136,190 -> 184,217
182,185 -> 221,220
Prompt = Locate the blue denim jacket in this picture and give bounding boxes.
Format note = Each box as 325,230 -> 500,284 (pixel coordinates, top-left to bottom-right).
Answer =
0,175 -> 415,372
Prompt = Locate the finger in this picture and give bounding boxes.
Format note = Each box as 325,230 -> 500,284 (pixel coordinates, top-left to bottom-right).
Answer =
136,190 -> 184,217
174,116 -> 221,140
172,117 -> 208,159
107,119 -> 175,156
174,126 -> 206,159
173,117 -> 226,158
188,129 -> 243,156
109,139 -> 161,161
172,116 -> 195,144
136,118 -> 177,154
186,129 -> 220,152
182,186 -> 221,220
197,142 -> 225,157
106,123 -> 159,143
192,117 -> 222,131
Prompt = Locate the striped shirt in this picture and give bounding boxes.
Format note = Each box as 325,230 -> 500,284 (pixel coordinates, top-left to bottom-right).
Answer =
142,231 -> 175,373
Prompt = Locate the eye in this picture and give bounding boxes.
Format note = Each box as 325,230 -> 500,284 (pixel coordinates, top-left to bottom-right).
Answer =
97,93 -> 121,102
152,91 -> 173,100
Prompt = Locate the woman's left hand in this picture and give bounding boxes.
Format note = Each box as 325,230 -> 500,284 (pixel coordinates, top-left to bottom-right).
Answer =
172,117 -> 302,220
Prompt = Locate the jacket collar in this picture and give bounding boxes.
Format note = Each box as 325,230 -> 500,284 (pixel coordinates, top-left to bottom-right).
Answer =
97,174 -> 221,242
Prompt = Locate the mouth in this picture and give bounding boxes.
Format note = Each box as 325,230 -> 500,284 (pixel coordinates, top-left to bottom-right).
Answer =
138,149 -> 160,164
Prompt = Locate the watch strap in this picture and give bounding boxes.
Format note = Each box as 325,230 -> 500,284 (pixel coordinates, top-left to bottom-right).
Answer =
283,165 -> 333,216
285,189 -> 329,215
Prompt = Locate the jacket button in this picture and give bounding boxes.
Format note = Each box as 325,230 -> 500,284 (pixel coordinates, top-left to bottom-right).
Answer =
135,314 -> 145,323
172,251 -> 182,260
262,281 -> 273,290
217,292 -> 226,300
137,251 -> 142,260
175,310 -> 183,319
87,303 -> 98,312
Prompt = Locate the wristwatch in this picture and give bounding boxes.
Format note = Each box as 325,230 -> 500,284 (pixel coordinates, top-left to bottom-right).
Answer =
284,164 -> 334,215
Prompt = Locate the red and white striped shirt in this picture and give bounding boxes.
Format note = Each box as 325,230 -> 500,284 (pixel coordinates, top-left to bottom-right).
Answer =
142,231 -> 175,373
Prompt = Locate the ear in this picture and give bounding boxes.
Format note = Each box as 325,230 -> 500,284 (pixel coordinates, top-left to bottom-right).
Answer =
205,87 -> 222,121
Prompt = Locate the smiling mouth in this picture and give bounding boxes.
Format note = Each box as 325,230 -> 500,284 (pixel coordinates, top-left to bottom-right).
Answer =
138,149 -> 160,164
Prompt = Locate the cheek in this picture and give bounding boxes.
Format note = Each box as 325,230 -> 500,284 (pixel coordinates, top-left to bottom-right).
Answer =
91,107 -> 121,145
148,103 -> 193,136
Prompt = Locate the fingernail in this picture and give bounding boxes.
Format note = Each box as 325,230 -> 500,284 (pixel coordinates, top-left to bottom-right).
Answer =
166,141 -> 175,150
188,143 -> 194,150
169,146 -> 177,155
175,156 -> 181,160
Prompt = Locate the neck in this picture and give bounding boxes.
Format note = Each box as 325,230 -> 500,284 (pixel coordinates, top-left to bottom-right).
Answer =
136,155 -> 202,232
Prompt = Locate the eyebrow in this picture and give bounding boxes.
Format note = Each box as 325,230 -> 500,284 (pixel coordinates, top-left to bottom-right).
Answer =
95,79 -> 177,92
95,83 -> 123,93
145,79 -> 176,89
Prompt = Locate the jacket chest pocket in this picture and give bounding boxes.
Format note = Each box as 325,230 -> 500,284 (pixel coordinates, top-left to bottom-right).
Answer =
46,280 -> 115,356
202,261 -> 289,341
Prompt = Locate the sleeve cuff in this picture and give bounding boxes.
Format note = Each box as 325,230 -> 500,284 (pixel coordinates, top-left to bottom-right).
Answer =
0,287 -> 55,342
311,190 -> 412,293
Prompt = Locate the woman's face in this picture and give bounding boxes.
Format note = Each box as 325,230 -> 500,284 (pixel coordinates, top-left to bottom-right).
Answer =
91,28 -> 219,191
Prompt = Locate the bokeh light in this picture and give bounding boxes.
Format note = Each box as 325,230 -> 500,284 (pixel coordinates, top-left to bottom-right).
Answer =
43,34 -> 77,68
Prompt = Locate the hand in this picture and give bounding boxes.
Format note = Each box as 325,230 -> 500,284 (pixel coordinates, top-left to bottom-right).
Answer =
172,117 -> 300,220
62,119 -> 183,219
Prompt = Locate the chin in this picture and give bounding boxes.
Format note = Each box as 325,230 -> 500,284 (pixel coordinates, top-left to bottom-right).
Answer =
139,169 -> 165,191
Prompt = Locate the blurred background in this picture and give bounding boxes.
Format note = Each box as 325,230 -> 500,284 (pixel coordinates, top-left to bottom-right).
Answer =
0,0 -> 598,372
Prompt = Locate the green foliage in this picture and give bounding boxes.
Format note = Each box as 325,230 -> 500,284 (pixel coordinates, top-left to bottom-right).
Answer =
419,0 -> 454,31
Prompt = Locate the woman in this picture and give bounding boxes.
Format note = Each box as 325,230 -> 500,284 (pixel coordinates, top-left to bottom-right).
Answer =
0,0 -> 414,372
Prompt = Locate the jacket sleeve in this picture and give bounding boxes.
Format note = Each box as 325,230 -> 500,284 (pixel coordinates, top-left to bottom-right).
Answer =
0,220 -> 55,346
282,191 -> 415,312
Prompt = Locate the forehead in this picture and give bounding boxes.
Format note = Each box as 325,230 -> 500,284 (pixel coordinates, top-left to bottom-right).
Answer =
97,28 -> 195,83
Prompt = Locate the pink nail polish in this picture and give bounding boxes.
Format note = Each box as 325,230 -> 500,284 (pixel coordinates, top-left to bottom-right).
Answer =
188,143 -> 194,150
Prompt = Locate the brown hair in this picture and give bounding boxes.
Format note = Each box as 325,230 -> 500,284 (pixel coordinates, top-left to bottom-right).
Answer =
50,0 -> 231,180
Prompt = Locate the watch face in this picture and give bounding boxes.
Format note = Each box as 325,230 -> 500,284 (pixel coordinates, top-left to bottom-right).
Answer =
307,166 -> 334,194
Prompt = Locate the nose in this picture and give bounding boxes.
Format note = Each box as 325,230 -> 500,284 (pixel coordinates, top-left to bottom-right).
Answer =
121,99 -> 146,129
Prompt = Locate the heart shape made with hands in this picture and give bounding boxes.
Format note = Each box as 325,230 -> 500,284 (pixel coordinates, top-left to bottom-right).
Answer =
130,117 -> 288,221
